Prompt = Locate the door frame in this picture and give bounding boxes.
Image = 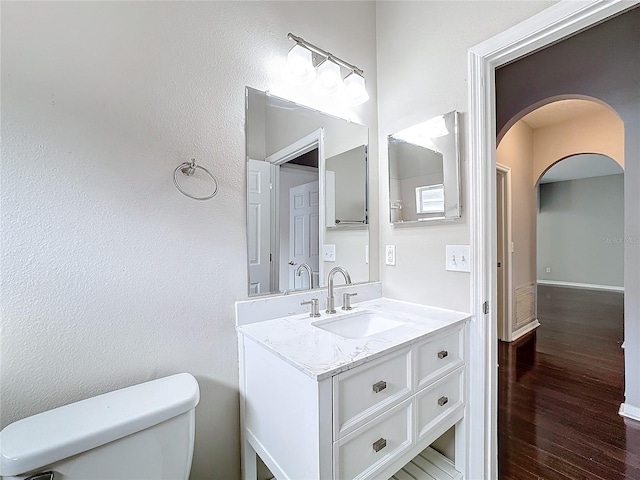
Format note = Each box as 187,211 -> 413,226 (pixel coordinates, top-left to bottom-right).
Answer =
466,1 -> 636,478
496,163 -> 513,342
266,129 -> 326,290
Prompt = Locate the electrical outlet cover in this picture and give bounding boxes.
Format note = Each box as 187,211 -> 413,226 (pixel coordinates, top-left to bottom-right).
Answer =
385,245 -> 396,266
323,244 -> 336,262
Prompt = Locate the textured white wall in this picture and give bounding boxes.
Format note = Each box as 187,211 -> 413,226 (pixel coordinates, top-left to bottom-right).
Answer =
0,2 -> 377,478
375,1 -> 556,312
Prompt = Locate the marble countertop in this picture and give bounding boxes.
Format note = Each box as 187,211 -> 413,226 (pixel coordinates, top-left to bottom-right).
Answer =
237,297 -> 471,381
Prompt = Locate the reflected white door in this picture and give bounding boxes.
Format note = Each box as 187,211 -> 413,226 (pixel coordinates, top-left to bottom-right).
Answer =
247,160 -> 272,295
289,181 -> 320,290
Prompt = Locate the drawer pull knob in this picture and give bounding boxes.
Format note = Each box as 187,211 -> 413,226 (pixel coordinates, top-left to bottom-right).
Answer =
438,396 -> 449,406
373,438 -> 387,452
438,350 -> 448,359
372,381 -> 387,393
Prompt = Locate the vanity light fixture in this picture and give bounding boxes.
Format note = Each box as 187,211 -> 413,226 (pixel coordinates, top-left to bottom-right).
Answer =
314,57 -> 344,96
343,70 -> 369,106
282,43 -> 316,85
284,33 -> 369,105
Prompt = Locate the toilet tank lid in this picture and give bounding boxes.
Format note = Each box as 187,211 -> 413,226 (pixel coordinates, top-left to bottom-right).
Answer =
0,373 -> 200,477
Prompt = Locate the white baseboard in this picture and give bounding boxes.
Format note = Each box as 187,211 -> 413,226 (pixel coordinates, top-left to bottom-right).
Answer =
537,279 -> 624,293
619,403 -> 640,423
511,319 -> 540,342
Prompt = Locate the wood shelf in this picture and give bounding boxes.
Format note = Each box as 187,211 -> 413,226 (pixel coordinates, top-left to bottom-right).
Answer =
390,447 -> 462,480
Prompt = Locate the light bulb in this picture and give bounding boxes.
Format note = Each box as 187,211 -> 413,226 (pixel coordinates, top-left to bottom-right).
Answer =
343,71 -> 369,106
282,44 -> 316,85
314,58 -> 344,96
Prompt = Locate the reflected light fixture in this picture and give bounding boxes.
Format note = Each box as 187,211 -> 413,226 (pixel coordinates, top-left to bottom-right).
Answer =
391,115 -> 449,148
284,33 -> 369,105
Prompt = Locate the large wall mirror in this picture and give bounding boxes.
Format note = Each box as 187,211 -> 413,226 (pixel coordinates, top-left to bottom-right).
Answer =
388,111 -> 461,224
246,87 -> 369,296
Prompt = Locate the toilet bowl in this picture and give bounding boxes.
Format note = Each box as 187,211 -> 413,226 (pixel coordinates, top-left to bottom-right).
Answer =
0,373 -> 200,480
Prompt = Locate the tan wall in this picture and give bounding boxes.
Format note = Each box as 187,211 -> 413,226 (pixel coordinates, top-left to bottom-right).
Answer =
497,121 -> 537,295
532,108 -> 624,184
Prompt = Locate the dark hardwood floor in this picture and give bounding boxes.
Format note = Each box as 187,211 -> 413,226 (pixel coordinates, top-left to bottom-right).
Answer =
498,285 -> 640,480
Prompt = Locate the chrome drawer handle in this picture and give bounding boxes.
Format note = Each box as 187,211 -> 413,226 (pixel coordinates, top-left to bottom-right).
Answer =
372,380 -> 387,393
438,350 -> 448,359
373,437 -> 387,452
438,396 -> 449,406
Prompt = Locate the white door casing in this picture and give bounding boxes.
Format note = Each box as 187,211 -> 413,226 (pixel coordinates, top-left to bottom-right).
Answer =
496,164 -> 513,342
247,159 -> 272,295
289,181 -> 320,289
467,1 -> 636,478
496,170 -> 506,342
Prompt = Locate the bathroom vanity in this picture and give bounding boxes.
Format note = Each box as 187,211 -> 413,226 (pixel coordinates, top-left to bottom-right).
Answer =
237,290 -> 470,480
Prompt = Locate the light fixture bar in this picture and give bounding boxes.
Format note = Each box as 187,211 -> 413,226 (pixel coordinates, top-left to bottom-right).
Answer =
287,33 -> 364,76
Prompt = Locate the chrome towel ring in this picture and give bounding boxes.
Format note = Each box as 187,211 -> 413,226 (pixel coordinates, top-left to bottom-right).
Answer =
173,159 -> 219,200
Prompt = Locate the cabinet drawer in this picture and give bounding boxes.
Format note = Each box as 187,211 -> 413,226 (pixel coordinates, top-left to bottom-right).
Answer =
416,368 -> 464,443
334,398 -> 413,480
333,348 -> 412,438
416,327 -> 463,390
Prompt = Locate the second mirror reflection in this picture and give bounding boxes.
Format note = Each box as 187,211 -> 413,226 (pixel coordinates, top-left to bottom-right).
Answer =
388,110 -> 461,224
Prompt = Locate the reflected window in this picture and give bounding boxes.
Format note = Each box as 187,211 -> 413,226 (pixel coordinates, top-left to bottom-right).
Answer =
415,184 -> 444,214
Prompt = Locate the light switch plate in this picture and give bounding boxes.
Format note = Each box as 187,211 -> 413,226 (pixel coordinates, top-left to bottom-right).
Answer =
323,244 -> 336,262
385,245 -> 396,266
446,245 -> 470,272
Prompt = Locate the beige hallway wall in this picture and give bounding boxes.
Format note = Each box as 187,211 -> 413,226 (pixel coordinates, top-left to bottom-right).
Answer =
533,108 -> 624,184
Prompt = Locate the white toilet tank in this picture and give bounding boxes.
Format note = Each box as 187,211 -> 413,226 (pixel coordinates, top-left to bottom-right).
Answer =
0,373 -> 200,480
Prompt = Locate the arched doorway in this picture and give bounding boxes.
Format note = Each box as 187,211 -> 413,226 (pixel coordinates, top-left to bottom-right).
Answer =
496,97 -> 628,479
537,153 -> 624,291
495,98 -> 623,343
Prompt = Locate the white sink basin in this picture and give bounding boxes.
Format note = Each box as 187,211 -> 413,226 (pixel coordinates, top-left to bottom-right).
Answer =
312,311 -> 407,339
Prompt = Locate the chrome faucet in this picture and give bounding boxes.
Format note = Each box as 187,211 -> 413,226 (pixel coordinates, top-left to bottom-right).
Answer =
295,263 -> 314,290
326,266 -> 352,314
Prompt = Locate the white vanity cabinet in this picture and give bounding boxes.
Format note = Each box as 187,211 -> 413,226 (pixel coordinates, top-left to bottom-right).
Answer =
238,318 -> 468,480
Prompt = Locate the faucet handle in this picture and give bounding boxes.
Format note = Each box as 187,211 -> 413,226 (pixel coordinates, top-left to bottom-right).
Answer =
342,292 -> 358,311
301,298 -> 321,318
